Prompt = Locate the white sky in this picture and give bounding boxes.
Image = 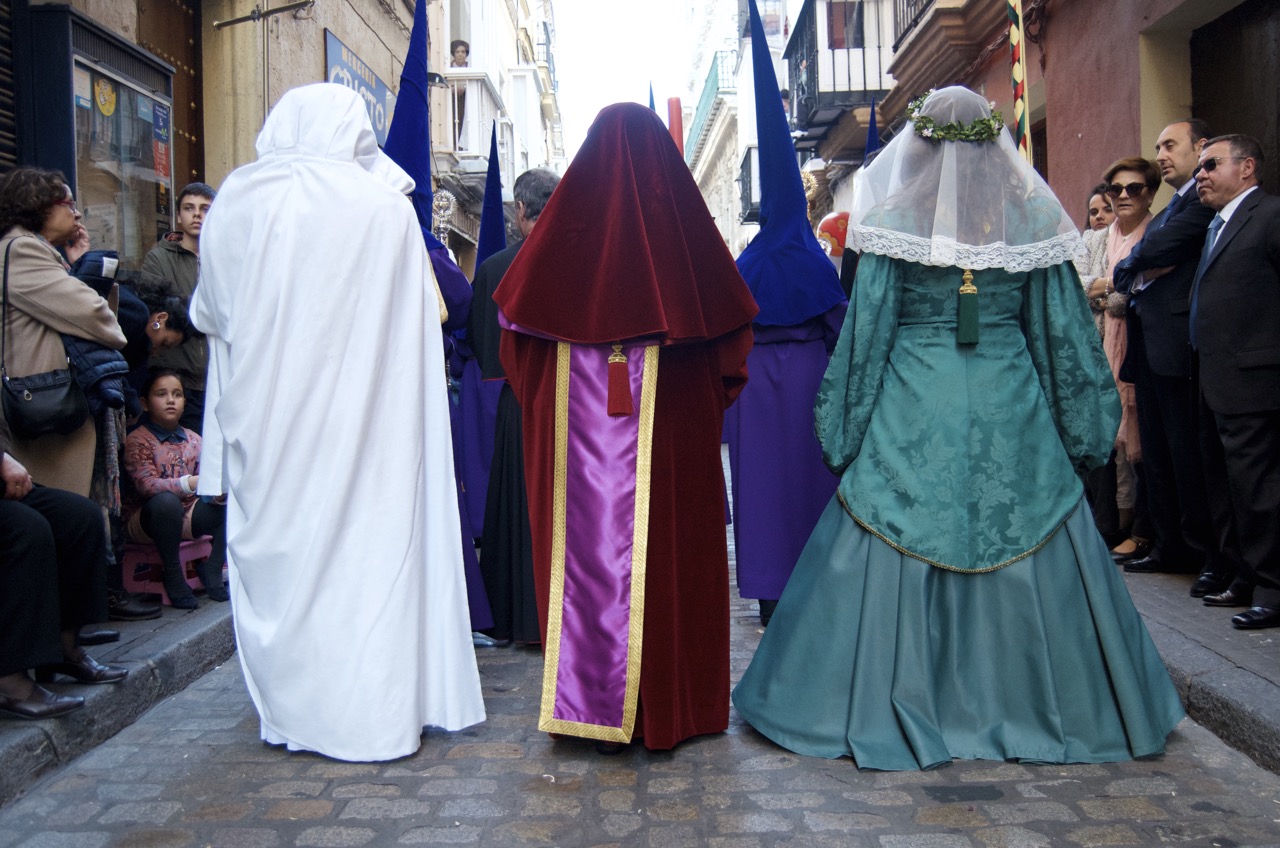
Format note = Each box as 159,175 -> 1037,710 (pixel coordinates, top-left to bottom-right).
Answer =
552,0 -> 690,159
550,0 -> 809,160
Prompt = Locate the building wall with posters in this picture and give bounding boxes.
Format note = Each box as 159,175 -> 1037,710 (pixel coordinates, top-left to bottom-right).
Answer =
200,0 -> 414,188
7,0 -> 563,274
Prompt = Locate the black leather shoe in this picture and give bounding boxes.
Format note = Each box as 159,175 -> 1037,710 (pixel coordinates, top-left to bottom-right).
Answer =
1204,588 -> 1253,608
34,651 -> 128,684
1190,573 -> 1231,598
1122,555 -> 1166,573
1231,606 -> 1280,629
594,741 -> 626,755
0,685 -> 84,720
1111,538 -> 1152,564
1123,555 -> 1197,574
107,590 -> 161,621
77,627 -> 120,646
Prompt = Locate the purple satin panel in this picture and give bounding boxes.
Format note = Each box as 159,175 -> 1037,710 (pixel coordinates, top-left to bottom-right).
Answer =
552,343 -> 648,728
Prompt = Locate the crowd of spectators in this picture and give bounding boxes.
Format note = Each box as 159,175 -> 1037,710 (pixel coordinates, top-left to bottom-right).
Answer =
0,169 -> 220,720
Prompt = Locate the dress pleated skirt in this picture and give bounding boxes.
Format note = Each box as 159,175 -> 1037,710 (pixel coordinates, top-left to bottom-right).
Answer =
731,496 -> 1184,771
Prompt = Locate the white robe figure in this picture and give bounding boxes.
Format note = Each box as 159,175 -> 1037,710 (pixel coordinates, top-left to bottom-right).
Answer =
191,83 -> 484,761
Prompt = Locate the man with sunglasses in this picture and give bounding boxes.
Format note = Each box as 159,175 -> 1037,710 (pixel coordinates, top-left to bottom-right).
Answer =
1111,120 -> 1225,597
1189,134 -> 1280,630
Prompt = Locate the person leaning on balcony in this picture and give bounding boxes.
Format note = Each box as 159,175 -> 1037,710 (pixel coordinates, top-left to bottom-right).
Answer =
450,39 -> 469,67
450,40 -> 470,147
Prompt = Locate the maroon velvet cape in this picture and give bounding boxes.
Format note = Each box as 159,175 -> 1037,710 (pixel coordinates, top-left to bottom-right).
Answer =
495,103 -> 758,749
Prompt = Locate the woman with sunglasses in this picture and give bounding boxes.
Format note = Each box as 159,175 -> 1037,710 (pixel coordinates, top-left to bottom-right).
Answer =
1083,158 -> 1161,563
0,167 -> 126,497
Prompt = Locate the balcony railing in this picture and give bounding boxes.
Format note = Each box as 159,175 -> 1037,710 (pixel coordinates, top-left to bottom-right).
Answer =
685,50 -> 736,166
442,69 -> 507,162
536,21 -> 557,92
738,145 -> 759,223
894,0 -> 934,47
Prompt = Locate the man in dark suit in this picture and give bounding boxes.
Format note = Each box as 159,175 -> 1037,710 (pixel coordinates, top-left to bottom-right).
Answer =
1190,134 -> 1280,629
466,168 -> 561,646
1113,120 -> 1225,595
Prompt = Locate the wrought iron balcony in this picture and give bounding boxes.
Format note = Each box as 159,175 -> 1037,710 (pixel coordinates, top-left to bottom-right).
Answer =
685,50 -> 736,167
893,0 -> 934,47
786,0 -> 894,153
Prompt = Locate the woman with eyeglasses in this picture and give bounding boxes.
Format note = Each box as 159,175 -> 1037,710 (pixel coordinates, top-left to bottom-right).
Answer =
1082,158 -> 1161,562
0,168 -> 131,716
0,167 -> 126,496
1074,183 -> 1121,545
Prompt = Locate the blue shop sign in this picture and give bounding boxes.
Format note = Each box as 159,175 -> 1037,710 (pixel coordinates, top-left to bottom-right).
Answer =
325,30 -> 397,146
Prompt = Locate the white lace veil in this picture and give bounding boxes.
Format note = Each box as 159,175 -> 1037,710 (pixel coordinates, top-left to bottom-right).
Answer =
847,86 -> 1082,272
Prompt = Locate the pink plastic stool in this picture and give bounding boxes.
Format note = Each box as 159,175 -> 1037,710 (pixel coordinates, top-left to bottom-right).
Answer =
122,537 -> 215,606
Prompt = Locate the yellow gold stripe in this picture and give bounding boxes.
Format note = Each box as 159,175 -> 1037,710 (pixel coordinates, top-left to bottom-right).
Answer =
620,344 -> 658,740
538,342 -> 573,732
836,490 -> 1077,574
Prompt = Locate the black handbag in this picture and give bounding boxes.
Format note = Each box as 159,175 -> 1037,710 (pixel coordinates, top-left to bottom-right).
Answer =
1,238 -> 90,440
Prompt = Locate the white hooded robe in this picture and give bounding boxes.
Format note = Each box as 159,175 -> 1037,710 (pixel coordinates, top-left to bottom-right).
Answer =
191,83 -> 484,761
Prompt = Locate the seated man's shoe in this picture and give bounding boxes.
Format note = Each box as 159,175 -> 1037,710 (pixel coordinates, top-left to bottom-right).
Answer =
107,590 -> 161,621
0,684 -> 84,720
1190,573 -> 1231,598
77,627 -> 120,646
1231,606 -> 1280,629
1204,588 -> 1253,607
34,650 -> 128,684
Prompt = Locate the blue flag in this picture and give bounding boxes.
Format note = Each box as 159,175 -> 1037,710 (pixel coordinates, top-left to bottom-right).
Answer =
383,0 -> 444,250
383,0 -> 471,327
476,123 -> 507,270
735,0 -> 845,327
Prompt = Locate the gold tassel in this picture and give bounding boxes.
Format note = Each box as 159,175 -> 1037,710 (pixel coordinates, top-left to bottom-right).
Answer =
957,269 -> 979,345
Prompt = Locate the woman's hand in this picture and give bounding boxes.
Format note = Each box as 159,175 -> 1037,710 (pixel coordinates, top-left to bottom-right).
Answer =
1086,276 -> 1111,300
1,452 -> 33,500
64,225 -> 90,266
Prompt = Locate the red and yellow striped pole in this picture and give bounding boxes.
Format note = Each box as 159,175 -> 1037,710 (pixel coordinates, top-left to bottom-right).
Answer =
1007,0 -> 1032,164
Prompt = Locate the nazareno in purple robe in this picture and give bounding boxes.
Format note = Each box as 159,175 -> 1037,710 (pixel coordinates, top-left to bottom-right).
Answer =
454,336 -> 502,540
724,307 -> 845,601
437,250 -> 494,631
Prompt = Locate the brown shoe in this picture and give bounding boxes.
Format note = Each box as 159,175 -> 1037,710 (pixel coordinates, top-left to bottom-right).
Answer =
0,684 -> 84,720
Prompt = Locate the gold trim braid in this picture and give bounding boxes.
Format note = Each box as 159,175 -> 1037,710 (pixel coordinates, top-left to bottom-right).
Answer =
836,490 -> 1076,574
538,344 -> 574,734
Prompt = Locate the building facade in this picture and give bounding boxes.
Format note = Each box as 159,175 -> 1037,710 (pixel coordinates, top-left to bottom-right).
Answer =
3,0 -> 562,273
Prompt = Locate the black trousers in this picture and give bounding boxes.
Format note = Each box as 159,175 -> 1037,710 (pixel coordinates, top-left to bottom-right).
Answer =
1131,348 -> 1217,571
1198,382 -> 1280,605
0,486 -> 109,676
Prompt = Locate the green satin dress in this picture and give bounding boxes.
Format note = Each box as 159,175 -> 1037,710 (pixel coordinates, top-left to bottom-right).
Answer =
731,253 -> 1184,770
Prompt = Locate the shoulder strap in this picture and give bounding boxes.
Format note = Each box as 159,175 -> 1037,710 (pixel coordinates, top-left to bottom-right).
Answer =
1,237 -> 15,377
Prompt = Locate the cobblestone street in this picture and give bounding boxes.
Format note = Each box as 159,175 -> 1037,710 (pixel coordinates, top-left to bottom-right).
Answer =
2,584 -> 1280,848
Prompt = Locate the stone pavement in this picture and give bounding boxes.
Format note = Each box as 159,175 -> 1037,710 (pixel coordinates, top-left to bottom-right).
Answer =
2,577 -> 1280,847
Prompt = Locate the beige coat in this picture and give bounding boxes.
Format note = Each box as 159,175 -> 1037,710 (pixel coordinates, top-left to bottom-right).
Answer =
1,227 -> 126,495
